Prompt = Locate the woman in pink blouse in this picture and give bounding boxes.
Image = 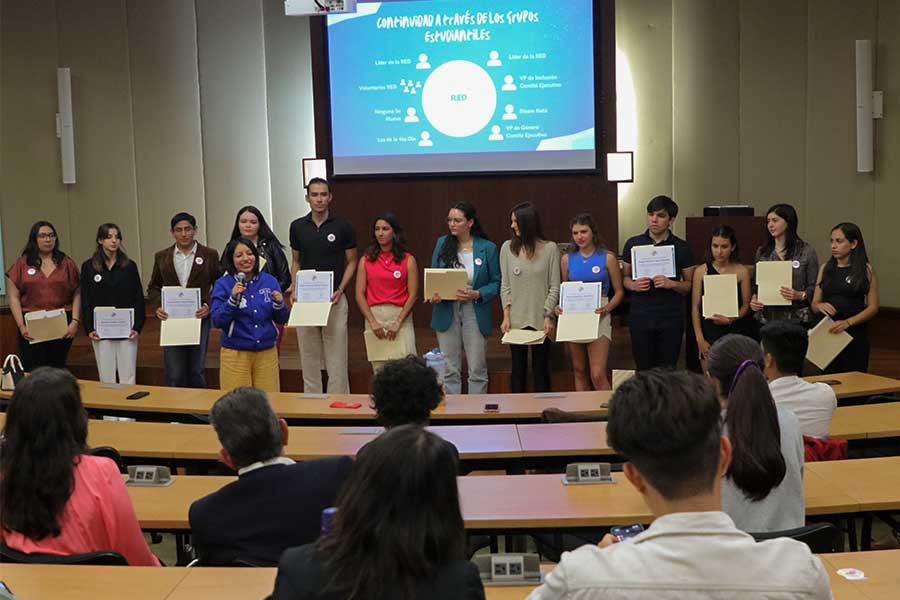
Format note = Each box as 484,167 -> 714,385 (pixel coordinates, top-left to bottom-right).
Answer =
355,213 -> 419,372
0,368 -> 160,566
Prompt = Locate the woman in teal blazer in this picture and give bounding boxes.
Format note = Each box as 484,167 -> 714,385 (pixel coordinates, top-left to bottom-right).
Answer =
427,202 -> 500,394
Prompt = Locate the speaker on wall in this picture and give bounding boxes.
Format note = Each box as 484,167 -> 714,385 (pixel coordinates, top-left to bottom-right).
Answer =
57,67 -> 76,184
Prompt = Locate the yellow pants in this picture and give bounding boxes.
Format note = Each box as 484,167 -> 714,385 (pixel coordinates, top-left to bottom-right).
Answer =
219,346 -> 281,393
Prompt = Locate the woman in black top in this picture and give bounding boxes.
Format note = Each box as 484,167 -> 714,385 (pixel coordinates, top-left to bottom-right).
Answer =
268,425 -> 485,600
80,223 -> 145,384
811,223 -> 879,373
230,206 -> 291,291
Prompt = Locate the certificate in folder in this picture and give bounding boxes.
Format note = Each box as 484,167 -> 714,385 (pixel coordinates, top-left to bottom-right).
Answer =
806,315 -> 853,370
24,309 -> 68,344
631,244 -> 676,279
557,281 -> 602,343
702,274 -> 739,318
94,307 -> 134,340
288,270 -> 333,327
424,269 -> 468,300
160,319 -> 201,346
363,330 -> 407,362
756,261 -> 793,306
501,329 -> 546,345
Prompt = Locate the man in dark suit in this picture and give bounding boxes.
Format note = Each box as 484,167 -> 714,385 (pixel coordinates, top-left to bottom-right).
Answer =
146,212 -> 221,388
189,387 -> 352,566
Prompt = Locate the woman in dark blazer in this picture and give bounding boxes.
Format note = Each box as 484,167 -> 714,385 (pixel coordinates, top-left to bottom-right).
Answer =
428,202 -> 500,394
268,425 -> 485,600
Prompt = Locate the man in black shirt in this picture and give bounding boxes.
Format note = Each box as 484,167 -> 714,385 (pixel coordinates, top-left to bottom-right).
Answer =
622,196 -> 695,370
288,178 -> 358,393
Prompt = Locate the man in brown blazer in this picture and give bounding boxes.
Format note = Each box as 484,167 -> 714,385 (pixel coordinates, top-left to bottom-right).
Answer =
147,212 -> 221,388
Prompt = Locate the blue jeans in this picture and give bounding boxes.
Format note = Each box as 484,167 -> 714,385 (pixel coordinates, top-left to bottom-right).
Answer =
436,301 -> 488,394
163,317 -> 211,388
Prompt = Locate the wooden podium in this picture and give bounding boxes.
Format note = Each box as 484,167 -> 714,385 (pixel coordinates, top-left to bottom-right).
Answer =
683,216 -> 767,372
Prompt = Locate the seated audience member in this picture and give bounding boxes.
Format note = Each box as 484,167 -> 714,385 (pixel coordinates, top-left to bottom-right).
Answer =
189,387 -> 352,566
707,334 -> 805,532
761,320 -> 837,439
269,425 -> 485,600
527,369 -> 831,599
0,368 -> 160,566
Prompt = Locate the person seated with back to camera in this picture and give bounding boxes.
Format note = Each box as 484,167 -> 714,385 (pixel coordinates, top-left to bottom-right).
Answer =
366,355 -> 459,462
527,368 -> 830,600
761,320 -> 836,439
188,387 -> 352,566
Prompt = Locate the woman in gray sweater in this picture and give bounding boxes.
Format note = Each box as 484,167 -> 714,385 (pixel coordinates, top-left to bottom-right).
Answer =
707,334 -> 805,532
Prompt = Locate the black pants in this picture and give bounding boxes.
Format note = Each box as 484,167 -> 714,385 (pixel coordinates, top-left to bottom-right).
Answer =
825,325 -> 869,374
629,315 -> 683,371
510,334 -> 551,393
17,330 -> 74,372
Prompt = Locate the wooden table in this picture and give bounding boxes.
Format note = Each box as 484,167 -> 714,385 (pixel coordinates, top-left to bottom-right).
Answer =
808,456 -> 900,512
166,566 -> 276,600
516,422 -> 614,457
806,372 -> 900,401
127,468 -> 861,531
830,403 -> 900,440
823,549 -> 900,600
0,564 -> 189,600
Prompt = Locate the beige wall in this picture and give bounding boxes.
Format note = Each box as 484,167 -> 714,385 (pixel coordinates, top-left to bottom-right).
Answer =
617,0 -> 900,306
2,1 -> 897,305
0,0 -> 314,286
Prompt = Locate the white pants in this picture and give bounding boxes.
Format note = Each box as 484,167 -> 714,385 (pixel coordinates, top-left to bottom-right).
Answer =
296,294 -> 349,394
92,338 -> 138,384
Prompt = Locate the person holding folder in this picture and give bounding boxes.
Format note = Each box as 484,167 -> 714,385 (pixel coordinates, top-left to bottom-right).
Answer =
750,203 -> 818,327
690,225 -> 751,361
622,196 -> 695,370
428,202 -> 500,394
288,178 -> 358,394
146,212 -> 221,388
500,202 -> 560,393
355,213 -> 418,372
5,221 -> 81,371
80,224 -> 145,384
554,214 -> 623,390
212,238 -> 289,392
811,222 -> 879,373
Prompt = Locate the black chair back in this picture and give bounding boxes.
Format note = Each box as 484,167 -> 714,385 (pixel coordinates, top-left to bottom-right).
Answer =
0,543 -> 128,565
751,522 -> 844,553
88,445 -> 126,473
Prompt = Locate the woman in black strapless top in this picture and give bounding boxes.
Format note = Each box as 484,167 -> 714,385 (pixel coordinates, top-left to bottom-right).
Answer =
811,223 -> 879,373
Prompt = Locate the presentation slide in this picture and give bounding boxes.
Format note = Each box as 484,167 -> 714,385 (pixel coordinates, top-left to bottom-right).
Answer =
327,0 -> 597,176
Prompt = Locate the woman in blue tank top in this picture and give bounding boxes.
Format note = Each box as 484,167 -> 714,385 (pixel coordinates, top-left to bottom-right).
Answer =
554,214 -> 624,390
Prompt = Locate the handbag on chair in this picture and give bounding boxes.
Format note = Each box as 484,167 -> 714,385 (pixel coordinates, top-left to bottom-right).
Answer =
1,354 -> 25,391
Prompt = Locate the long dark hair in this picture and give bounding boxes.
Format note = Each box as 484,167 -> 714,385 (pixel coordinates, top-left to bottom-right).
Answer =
509,201 -> 545,257
821,222 -> 870,294
707,334 -> 786,502
366,212 -> 409,263
21,221 -> 66,268
1,368 -> 88,540
437,201 -> 489,268
222,237 -> 261,277
229,206 -> 284,248
568,213 -> 605,254
91,223 -> 130,272
705,224 -> 740,264
761,203 -> 801,258
316,425 -> 465,600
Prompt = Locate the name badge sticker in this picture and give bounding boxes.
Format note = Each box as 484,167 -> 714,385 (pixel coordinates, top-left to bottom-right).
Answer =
393,270 -> 401,279
195,256 -> 204,265
327,233 -> 336,242
591,265 -> 601,274
474,257 -> 483,266
792,260 -> 800,269
513,267 -> 521,276
27,268 -> 37,276
94,274 -> 102,283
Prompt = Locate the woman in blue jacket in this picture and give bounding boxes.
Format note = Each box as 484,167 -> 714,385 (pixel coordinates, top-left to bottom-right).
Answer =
211,237 -> 289,392
428,202 -> 500,394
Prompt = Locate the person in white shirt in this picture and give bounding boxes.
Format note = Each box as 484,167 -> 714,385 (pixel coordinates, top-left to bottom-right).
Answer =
528,369 -> 831,600
761,320 -> 837,439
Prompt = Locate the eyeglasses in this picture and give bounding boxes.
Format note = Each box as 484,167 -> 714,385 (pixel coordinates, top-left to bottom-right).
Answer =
37,233 -> 57,240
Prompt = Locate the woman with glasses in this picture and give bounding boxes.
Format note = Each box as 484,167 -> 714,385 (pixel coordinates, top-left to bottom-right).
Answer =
5,221 -> 81,370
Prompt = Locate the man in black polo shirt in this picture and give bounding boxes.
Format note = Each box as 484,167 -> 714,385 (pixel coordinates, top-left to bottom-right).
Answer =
289,178 -> 358,393
622,196 -> 695,370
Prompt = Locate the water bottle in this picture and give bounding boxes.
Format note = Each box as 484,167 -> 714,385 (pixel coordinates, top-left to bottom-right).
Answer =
321,507 -> 338,536
424,348 -> 446,391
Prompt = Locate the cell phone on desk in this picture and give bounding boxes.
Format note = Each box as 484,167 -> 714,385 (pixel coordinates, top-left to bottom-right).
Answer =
610,524 -> 644,542
483,403 -> 499,413
126,391 -> 150,400
329,401 -> 362,409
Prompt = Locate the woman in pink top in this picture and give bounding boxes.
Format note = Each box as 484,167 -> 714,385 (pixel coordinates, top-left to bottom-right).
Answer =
355,213 -> 419,371
0,368 -> 161,566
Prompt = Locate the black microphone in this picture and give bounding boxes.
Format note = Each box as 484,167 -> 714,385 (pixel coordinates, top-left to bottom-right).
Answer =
234,272 -> 246,303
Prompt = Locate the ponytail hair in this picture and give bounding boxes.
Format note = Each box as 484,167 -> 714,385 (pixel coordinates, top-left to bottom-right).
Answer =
707,334 -> 786,502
